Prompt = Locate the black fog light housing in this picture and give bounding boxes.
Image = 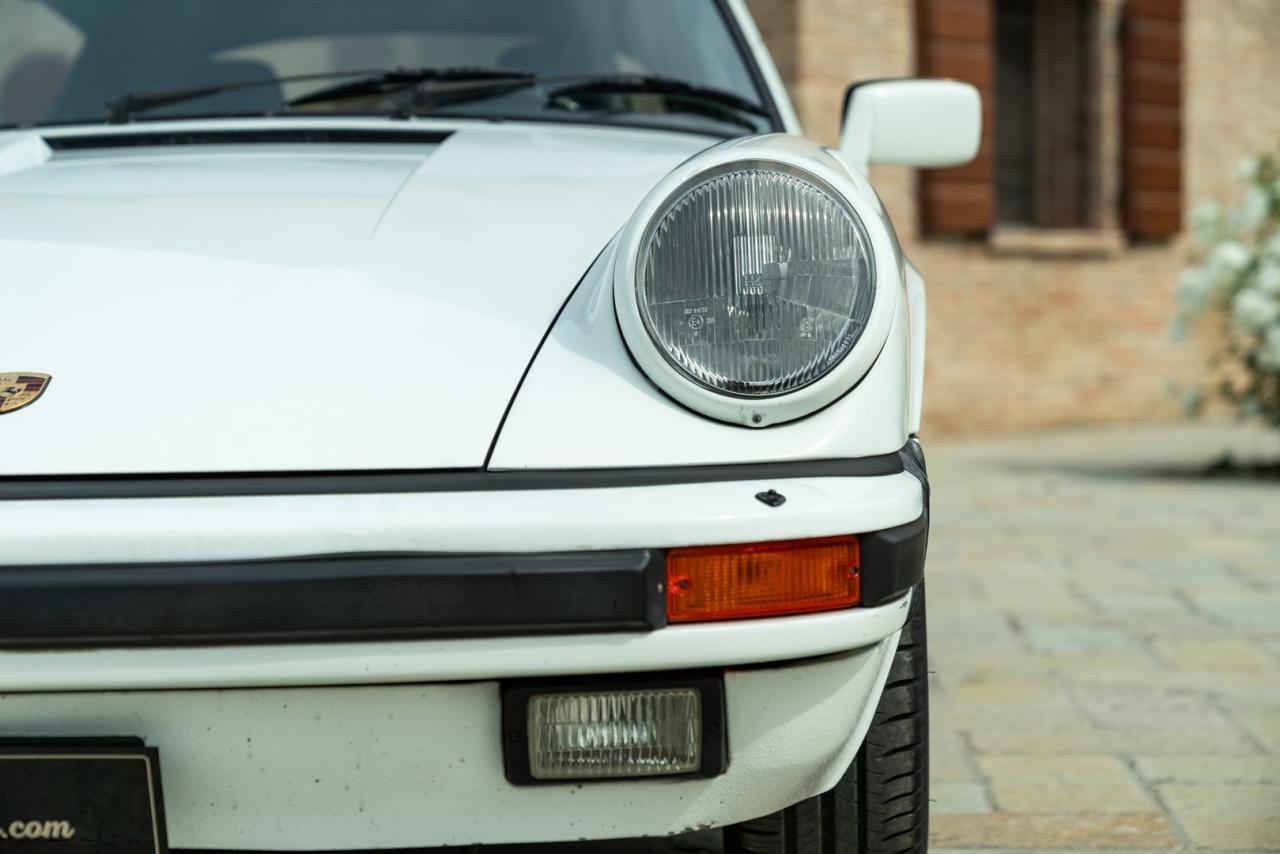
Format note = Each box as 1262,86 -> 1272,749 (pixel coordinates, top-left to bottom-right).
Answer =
501,673 -> 727,784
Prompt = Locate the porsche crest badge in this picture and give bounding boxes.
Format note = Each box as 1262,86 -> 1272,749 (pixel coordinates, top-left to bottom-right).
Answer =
0,373 -> 51,415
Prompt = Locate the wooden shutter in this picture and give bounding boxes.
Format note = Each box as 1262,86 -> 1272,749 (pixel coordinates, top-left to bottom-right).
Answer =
1122,0 -> 1182,237
916,0 -> 996,234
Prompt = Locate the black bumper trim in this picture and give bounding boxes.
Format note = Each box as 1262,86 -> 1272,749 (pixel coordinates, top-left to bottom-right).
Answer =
0,443 -> 928,648
859,513 -> 928,607
860,438 -> 930,607
0,454 -> 904,501
0,550 -> 665,649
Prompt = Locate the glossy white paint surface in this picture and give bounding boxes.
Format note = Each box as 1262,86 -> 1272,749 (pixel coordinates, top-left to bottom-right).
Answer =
0,639 -> 896,848
0,594 -> 911,693
491,245 -> 913,468
0,472 -> 921,566
0,4 -> 935,844
906,261 -> 928,435
0,120 -> 712,475
840,79 -> 982,171
0,132 -> 50,175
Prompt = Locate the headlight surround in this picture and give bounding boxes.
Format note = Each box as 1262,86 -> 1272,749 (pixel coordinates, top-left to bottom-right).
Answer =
614,141 -> 899,428
635,163 -> 876,399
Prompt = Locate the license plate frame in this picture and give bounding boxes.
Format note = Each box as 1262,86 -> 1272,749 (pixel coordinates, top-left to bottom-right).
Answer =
0,739 -> 167,854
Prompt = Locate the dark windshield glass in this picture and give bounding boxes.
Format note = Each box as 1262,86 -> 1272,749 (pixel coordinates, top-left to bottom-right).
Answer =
0,0 -> 772,134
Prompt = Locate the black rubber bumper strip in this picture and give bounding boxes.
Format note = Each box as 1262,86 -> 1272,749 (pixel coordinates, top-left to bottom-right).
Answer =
0,550 -> 666,650
0,445 -> 927,648
0,453 -> 905,501
0,514 -> 925,649
859,438 -> 930,607
859,513 -> 928,607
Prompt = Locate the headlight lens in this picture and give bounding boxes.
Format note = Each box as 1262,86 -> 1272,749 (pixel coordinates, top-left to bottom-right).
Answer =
636,164 -> 875,398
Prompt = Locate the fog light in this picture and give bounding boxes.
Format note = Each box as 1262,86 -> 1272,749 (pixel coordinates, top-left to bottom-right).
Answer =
502,676 -> 727,785
527,688 -> 701,780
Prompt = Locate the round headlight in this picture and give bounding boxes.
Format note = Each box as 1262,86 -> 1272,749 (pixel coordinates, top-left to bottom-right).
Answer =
635,164 -> 876,398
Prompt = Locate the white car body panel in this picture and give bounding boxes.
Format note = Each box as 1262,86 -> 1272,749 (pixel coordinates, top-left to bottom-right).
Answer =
0,473 -> 920,567
0,0 -> 941,846
0,120 -> 711,475
0,639 -> 897,849
0,593 -> 911,693
0,131 -> 51,175
492,242 -> 913,467
906,260 -> 928,435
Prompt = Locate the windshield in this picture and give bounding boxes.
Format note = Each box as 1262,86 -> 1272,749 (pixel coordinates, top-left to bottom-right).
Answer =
0,0 -> 775,135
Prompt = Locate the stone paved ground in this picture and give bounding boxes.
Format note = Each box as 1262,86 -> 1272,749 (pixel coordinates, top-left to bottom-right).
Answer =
925,422 -> 1280,853
489,423 -> 1280,854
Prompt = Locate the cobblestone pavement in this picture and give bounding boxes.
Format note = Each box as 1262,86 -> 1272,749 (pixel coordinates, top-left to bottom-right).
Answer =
486,423 -> 1280,854
925,423 -> 1280,853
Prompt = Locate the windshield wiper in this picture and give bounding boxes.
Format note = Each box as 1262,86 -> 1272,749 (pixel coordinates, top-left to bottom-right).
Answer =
104,67 -> 530,123
542,74 -> 771,130
287,67 -> 533,110
103,69 -> 771,131
292,71 -> 770,127
107,69 -> 374,122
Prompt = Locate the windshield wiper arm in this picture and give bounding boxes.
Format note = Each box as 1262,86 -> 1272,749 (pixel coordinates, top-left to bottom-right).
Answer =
287,67 -> 535,109
105,69 -> 397,123
104,67 -> 532,123
104,69 -> 770,130
543,74 -> 771,128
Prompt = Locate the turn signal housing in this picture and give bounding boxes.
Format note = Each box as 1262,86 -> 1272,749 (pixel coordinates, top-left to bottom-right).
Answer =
666,535 -> 860,622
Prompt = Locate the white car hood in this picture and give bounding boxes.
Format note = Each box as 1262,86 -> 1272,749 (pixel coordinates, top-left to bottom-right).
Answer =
0,123 -> 707,475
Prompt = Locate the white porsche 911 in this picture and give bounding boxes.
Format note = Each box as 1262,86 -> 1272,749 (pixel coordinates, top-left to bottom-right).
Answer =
0,1 -> 978,852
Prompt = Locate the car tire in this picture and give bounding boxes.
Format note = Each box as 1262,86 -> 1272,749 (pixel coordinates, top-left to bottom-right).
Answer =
723,583 -> 929,854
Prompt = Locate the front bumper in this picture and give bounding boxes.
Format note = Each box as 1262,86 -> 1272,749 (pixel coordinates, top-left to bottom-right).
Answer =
0,448 -> 927,847
0,641 -> 901,849
0,449 -> 926,666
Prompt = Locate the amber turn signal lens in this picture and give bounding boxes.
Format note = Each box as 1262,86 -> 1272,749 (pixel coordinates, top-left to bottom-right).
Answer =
666,535 -> 860,623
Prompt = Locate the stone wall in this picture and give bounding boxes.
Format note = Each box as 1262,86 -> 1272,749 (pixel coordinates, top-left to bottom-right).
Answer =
747,0 -> 1280,435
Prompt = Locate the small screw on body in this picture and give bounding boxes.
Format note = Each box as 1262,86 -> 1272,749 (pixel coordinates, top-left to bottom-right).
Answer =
755,489 -> 786,508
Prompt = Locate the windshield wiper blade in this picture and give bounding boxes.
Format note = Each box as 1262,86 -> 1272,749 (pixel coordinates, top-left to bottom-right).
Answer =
104,68 -> 769,130
104,67 -> 531,123
543,74 -> 771,128
105,69 -> 396,123
287,67 -> 534,109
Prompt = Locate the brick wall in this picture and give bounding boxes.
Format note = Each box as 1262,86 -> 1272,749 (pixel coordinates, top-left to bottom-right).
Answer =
747,0 -> 1280,435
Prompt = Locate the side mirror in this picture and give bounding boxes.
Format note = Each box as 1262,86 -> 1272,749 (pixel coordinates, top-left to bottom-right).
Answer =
839,79 -> 981,171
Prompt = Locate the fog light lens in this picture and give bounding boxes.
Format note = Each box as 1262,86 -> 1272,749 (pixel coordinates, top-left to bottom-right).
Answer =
527,688 -> 701,780
667,535 -> 860,622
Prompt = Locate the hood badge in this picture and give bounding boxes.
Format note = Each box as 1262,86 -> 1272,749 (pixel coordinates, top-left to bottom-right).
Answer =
0,373 -> 52,415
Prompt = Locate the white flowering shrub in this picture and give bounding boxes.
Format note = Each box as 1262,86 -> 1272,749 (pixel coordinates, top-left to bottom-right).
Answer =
1175,151 -> 1280,427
